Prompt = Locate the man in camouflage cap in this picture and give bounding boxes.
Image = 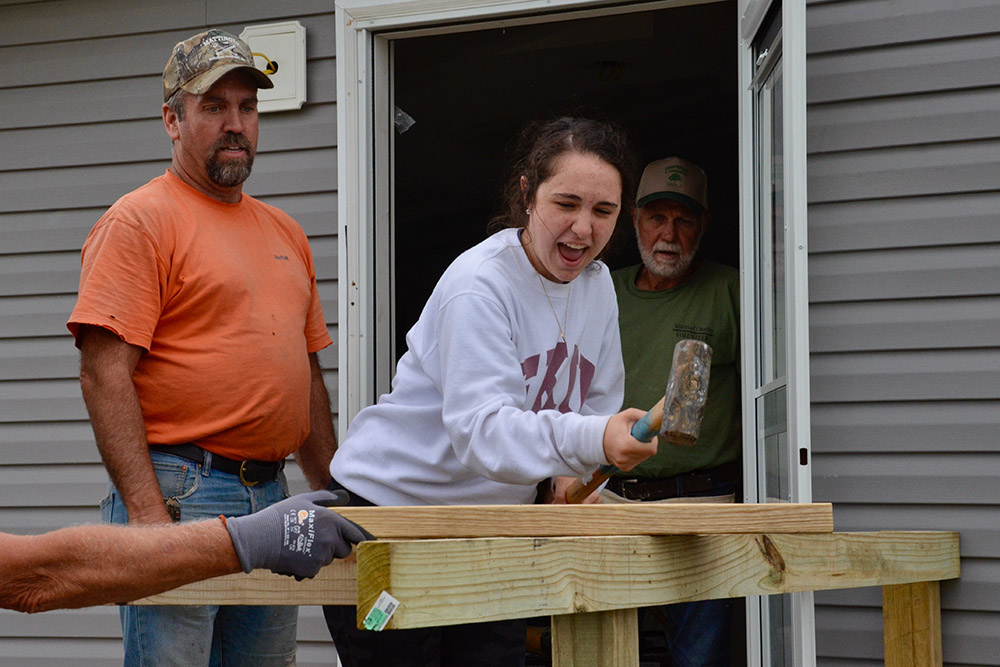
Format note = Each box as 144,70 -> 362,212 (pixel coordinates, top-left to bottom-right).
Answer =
68,28 -> 340,666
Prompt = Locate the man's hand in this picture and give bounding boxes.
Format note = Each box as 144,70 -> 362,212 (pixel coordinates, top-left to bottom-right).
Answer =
225,490 -> 374,580
550,476 -> 601,504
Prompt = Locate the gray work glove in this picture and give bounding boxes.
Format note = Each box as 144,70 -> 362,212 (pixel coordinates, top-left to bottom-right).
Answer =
225,490 -> 374,580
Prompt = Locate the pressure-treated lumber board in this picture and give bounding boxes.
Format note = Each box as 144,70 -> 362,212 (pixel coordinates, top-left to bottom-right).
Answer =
551,609 -> 638,667
356,531 -> 959,629
884,581 -> 943,667
334,502 -> 834,538
136,557 -> 357,606
133,528 -> 956,610
132,503 -> 829,606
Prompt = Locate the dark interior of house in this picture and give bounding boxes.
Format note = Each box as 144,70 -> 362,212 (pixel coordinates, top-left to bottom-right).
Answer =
392,1 -> 739,359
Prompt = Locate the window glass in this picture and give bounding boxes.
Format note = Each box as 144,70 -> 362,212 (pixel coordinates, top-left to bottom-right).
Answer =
756,58 -> 785,386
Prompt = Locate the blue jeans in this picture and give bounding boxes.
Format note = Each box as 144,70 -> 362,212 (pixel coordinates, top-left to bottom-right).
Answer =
102,450 -> 297,667
641,598 -> 734,667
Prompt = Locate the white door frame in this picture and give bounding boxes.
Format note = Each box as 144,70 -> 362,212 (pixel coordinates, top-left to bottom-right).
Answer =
335,1 -> 813,663
737,0 -> 814,664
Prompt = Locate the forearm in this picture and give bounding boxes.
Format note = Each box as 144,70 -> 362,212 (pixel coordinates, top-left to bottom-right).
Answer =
1,521 -> 239,613
84,381 -> 167,522
78,327 -> 170,523
295,353 -> 336,490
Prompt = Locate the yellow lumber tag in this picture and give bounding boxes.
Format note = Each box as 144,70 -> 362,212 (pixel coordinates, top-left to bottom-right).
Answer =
362,591 -> 400,631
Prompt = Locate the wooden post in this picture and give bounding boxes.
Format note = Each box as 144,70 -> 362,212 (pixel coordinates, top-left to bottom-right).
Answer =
550,608 -> 639,667
883,581 -> 943,667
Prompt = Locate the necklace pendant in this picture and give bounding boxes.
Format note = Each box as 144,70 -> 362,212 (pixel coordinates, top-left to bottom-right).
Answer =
537,272 -> 571,345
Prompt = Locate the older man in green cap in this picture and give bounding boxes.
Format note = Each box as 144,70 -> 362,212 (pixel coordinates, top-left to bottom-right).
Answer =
608,157 -> 741,666
68,29 -> 338,665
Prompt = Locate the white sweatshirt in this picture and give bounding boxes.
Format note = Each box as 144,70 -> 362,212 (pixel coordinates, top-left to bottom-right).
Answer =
330,228 -> 624,506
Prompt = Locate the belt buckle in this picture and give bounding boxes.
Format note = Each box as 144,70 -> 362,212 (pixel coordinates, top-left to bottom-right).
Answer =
238,460 -> 259,487
619,478 -> 648,501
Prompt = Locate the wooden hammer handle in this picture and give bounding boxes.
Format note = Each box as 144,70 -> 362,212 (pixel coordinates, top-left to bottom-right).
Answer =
564,396 -> 666,504
565,465 -> 614,504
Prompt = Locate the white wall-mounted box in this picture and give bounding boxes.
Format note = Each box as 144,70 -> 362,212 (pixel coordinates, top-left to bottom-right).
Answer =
240,21 -> 306,113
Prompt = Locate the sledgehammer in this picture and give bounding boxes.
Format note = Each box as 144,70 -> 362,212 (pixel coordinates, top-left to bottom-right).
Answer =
565,339 -> 713,504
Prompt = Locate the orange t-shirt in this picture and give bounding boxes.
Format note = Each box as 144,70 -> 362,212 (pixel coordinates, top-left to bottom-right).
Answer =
68,170 -> 332,461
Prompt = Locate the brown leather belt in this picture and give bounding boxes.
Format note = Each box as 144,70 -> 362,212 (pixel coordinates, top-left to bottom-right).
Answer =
606,460 -> 740,501
149,443 -> 283,487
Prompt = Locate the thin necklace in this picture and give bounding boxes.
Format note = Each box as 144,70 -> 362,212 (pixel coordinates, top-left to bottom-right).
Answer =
537,272 -> 570,341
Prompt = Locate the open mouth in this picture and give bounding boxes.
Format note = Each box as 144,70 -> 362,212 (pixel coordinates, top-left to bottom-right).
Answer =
214,134 -> 252,159
558,242 -> 588,264
218,144 -> 247,158
653,244 -> 682,260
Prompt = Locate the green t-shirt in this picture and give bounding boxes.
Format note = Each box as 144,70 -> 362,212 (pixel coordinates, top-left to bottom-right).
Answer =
612,260 -> 741,478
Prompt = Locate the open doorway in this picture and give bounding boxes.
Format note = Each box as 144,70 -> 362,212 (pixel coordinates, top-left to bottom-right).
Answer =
390,5 -> 743,662
392,0 -> 739,358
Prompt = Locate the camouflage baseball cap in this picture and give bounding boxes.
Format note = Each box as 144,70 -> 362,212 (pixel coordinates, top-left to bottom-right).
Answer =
163,29 -> 273,103
636,157 -> 709,214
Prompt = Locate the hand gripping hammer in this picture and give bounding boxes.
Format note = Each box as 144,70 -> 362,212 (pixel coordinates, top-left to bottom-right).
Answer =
565,338 -> 713,504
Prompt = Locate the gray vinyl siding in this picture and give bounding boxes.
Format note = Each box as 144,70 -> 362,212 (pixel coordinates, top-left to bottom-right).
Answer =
0,1 -> 339,664
806,1 -> 1000,665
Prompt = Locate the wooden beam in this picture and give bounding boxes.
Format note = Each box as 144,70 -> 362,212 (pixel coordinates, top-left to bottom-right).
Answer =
883,581 -> 943,667
355,531 -> 959,629
134,528 -> 956,615
551,609 -> 638,667
136,557 -> 357,606
334,502 -> 834,539
132,502 -> 831,606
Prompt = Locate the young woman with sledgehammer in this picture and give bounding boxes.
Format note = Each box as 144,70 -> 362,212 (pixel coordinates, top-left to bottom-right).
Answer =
323,116 -> 658,666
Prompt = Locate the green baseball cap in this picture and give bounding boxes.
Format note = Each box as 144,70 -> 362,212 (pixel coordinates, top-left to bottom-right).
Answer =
636,157 -> 709,214
163,29 -> 273,103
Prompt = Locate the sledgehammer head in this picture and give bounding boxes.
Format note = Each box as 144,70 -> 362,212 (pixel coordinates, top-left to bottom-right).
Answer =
626,338 -> 712,445
661,339 -> 712,446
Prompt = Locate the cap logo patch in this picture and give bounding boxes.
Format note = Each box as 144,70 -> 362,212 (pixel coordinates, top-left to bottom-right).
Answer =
664,165 -> 688,184
202,34 -> 240,61
211,44 -> 239,61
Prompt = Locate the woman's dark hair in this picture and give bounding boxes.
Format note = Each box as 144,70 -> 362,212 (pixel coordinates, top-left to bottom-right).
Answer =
489,116 -> 637,235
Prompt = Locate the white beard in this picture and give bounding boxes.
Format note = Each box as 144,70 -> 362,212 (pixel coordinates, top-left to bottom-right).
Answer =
637,241 -> 697,282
